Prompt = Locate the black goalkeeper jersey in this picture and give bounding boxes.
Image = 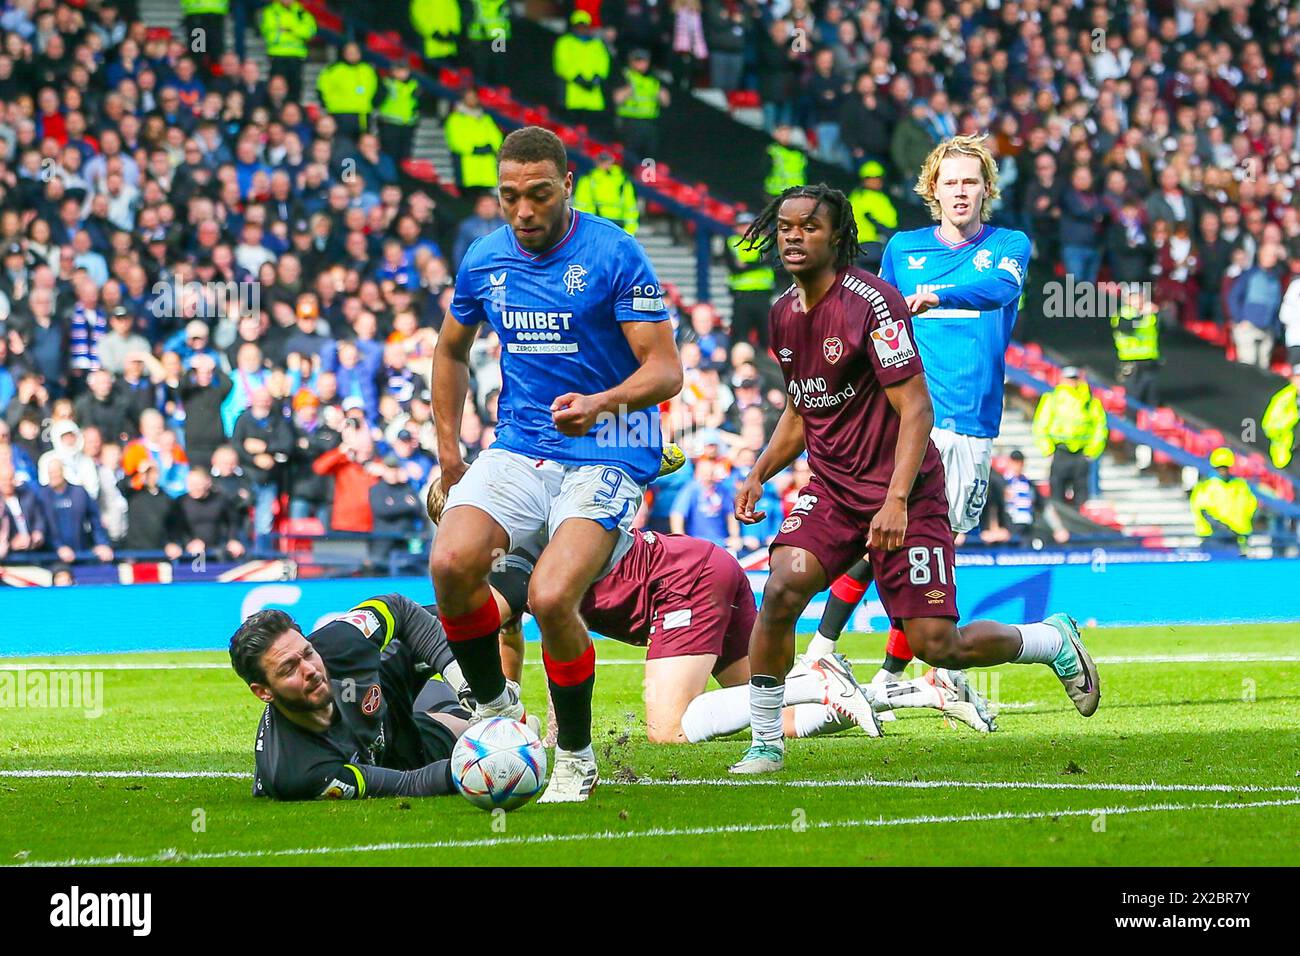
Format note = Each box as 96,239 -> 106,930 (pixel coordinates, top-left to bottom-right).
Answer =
252,594 -> 463,801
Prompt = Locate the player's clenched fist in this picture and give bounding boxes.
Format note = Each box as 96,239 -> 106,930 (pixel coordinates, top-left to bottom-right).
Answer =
438,458 -> 467,496
867,497 -> 908,551
734,473 -> 768,525
550,392 -> 603,436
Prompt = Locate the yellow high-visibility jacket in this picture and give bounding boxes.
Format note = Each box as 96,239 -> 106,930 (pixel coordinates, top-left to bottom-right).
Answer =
260,2 -> 317,59
444,108 -> 504,188
553,33 -> 611,112
573,167 -> 638,234
1262,382 -> 1299,469
1190,475 -> 1257,537
410,0 -> 461,60
1032,382 -> 1108,459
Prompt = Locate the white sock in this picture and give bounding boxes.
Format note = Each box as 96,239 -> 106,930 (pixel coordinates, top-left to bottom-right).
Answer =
749,679 -> 785,746
681,685 -> 750,742
805,633 -> 838,659
482,685 -> 513,711
1013,622 -> 1064,665
680,670 -> 829,743
871,666 -> 904,685
878,678 -> 943,710
782,669 -> 829,706
790,703 -> 850,738
557,744 -> 595,761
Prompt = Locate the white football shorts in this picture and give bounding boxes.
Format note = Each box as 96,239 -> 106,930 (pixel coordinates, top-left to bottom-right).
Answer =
443,447 -> 641,575
930,426 -> 994,534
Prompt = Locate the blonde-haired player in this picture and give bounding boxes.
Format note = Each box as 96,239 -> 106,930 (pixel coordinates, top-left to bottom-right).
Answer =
807,134 -> 1048,700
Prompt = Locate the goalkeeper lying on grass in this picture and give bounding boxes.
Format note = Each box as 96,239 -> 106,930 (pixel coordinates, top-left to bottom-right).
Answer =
229,594 -> 532,800
426,484 -> 995,744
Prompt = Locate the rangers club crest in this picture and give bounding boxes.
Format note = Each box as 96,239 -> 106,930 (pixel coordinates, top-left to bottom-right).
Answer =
972,249 -> 993,272
823,336 -> 844,364
563,263 -> 588,295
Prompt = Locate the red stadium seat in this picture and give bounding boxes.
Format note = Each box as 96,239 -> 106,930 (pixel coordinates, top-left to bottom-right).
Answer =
1099,386 -> 1127,414
727,90 -> 761,110
1080,500 -> 1122,529
279,518 -> 324,555
1023,342 -> 1043,359
366,32 -> 403,59
439,67 -> 465,89
1131,527 -> 1167,547
146,27 -> 172,42
401,159 -> 439,183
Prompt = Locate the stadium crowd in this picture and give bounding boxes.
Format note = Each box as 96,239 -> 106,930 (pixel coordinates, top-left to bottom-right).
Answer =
1,0 -> 1298,575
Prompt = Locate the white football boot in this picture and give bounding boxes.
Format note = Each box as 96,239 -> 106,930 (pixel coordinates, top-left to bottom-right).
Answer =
811,653 -> 884,737
536,748 -> 599,803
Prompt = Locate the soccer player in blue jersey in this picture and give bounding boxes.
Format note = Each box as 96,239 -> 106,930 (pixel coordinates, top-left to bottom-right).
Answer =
429,127 -> 683,803
806,134 -> 1033,700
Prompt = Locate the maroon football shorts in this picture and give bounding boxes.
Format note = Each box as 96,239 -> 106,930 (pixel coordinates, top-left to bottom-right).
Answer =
771,475 -> 958,620
647,544 -> 756,675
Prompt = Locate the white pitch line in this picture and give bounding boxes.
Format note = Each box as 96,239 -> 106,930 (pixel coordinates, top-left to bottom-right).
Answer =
1,653 -> 1296,671
0,769 -> 248,779
0,662 -> 229,671
13,797 -> 1300,868
6,769 -> 1297,796
633,777 -> 1300,794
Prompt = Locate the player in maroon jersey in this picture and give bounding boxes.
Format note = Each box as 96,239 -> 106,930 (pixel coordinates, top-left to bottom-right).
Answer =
426,484 -> 987,741
728,184 -> 1100,774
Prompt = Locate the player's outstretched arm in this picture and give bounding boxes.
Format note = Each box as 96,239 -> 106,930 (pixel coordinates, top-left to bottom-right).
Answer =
925,233 -> 1030,312
281,760 -> 457,801
737,403 -> 805,524
432,311 -> 477,489
552,320 -> 683,436
874,374 -> 935,551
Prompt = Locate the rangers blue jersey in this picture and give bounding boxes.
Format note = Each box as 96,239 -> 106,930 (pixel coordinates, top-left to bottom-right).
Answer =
879,224 -> 1030,438
450,211 -> 670,483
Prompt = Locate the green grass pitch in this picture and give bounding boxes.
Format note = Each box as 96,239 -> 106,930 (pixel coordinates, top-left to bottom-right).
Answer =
2,624 -> 1298,867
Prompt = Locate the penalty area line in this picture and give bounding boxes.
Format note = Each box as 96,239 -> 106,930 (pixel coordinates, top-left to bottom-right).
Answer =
5,770 -> 1298,796
0,653 -> 1297,671
13,797 -> 1300,868
633,777 -> 1300,794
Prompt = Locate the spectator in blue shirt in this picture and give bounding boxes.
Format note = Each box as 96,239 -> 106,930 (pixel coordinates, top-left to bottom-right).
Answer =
42,458 -> 114,563
452,195 -> 506,271
1228,244 -> 1285,370
670,460 -> 741,551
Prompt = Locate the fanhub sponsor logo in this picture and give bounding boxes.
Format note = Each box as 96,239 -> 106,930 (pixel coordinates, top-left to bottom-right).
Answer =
50,886 -> 152,936
0,668 -> 104,718
788,376 -> 856,410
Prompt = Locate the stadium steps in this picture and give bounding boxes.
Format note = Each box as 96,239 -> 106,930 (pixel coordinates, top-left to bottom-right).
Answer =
996,407 -> 1203,543
637,225 -> 732,319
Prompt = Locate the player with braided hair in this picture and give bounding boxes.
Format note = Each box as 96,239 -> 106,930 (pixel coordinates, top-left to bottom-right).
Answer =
727,182 -> 1099,774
